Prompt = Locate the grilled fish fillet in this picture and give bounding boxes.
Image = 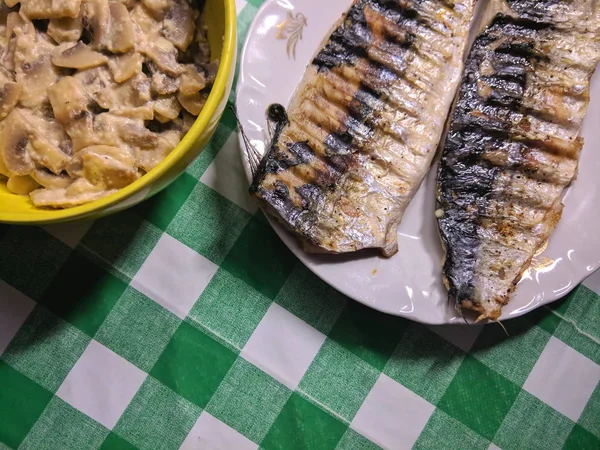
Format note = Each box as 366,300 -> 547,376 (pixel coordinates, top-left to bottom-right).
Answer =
250,0 -> 477,256
436,0 -> 600,320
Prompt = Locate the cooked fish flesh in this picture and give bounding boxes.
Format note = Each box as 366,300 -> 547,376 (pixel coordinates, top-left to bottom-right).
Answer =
250,0 -> 478,256
437,0 -> 600,320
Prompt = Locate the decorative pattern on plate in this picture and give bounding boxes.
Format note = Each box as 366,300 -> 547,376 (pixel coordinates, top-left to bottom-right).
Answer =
275,12 -> 307,60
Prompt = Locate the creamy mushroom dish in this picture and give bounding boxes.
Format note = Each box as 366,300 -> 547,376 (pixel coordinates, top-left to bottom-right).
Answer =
0,0 -> 216,208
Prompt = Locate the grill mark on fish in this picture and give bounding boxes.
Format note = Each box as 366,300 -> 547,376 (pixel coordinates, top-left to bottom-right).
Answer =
437,5 -> 600,320
252,0 -> 477,256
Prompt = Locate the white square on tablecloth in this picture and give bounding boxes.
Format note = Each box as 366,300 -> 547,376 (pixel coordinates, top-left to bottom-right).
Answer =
57,340 -> 146,429
180,411 -> 258,450
0,280 -> 35,355
351,373 -> 435,449
235,0 -> 247,14
489,444 -> 503,450
43,220 -> 94,248
241,303 -> 326,390
428,324 -> 483,353
200,134 -> 258,214
523,336 -> 600,422
131,233 -> 218,319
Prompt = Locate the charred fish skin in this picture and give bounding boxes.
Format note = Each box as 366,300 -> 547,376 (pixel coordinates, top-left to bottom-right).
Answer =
251,0 -> 477,256
437,0 -> 600,320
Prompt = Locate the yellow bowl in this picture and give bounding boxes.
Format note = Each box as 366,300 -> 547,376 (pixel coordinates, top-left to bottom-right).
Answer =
0,0 -> 237,225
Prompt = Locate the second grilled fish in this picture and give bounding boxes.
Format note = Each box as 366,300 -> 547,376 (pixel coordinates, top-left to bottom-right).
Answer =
250,0 -> 477,256
437,0 -> 600,320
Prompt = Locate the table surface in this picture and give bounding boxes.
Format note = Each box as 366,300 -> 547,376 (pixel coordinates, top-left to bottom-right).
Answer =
1,1 -> 599,449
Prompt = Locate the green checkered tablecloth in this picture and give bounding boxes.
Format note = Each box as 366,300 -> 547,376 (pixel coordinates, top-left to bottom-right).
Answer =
1,1 -> 599,449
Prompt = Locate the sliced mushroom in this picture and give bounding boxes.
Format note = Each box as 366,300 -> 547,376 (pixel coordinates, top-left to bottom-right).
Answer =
48,16 -> 83,43
108,52 -> 142,83
152,96 -> 180,122
177,91 -> 206,116
102,2 -> 134,54
0,82 -> 22,120
1,38 -> 17,73
202,60 -> 219,85
138,129 -> 180,172
30,179 -> 115,207
151,71 -> 179,95
14,27 -> 60,108
113,73 -> 151,107
75,66 -> 117,109
52,41 -> 108,69
178,64 -> 205,96
130,2 -> 161,34
0,110 -> 35,176
30,136 -> 71,174
48,76 -> 101,150
141,0 -> 168,20
21,0 -> 82,20
117,118 -> 158,148
91,111 -> 127,147
142,37 -> 182,77
78,144 -> 138,188
112,104 -> 154,120
47,75 -> 89,123
181,110 -> 196,133
7,174 -> 39,195
31,168 -> 73,189
6,11 -> 35,39
161,0 -> 196,51
81,0 -> 110,49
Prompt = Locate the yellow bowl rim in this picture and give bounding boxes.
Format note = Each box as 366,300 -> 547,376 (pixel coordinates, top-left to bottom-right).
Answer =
0,0 -> 237,225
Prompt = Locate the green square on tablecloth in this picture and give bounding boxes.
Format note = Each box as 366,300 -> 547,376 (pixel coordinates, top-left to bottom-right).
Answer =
166,183 -> 251,265
563,424 -> 600,450
384,324 -> 466,405
493,390 -> 573,450
0,227 -> 70,301
135,172 -> 197,231
328,301 -> 409,371
470,317 -> 552,386
275,264 -> 347,335
221,215 -> 297,300
95,287 -> 181,372
297,339 -> 379,423
39,251 -> 127,337
262,392 -> 347,450
206,357 -> 291,443
335,429 -> 382,450
113,377 -> 201,450
150,321 -> 237,409
186,269 -> 272,351
438,356 -> 520,440
1,306 -> 90,392
19,397 -> 108,450
100,432 -> 138,450
79,211 -> 162,282
0,361 -> 53,449
579,382 -> 600,439
413,409 -> 489,450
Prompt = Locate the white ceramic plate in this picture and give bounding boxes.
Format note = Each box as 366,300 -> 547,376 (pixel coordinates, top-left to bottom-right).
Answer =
235,0 -> 600,324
